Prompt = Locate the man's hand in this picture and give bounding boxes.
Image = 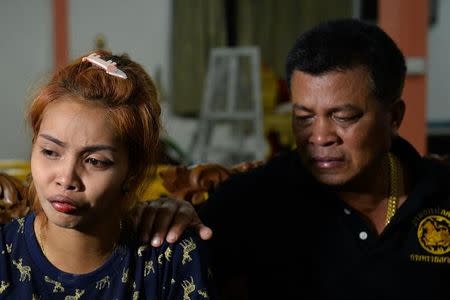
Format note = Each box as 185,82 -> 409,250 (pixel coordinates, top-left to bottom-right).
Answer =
132,198 -> 213,247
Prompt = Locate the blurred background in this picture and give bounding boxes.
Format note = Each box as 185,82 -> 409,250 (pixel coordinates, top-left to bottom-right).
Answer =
0,0 -> 447,170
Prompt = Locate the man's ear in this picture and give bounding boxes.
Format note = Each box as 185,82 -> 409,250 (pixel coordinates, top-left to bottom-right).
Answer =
390,99 -> 405,133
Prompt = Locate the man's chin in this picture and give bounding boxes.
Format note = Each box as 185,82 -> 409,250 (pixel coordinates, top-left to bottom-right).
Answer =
311,172 -> 351,187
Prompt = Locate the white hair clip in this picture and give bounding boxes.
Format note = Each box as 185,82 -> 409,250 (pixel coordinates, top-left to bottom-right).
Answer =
82,53 -> 127,79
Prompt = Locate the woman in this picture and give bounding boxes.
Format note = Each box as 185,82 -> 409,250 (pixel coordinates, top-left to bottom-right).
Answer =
0,51 -> 215,299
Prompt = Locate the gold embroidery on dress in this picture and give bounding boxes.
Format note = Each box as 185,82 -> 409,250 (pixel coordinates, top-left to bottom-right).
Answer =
95,275 -> 111,290
144,260 -> 155,277
121,267 -> 129,283
180,238 -> 196,265
17,218 -> 25,234
44,275 -> 65,292
181,276 -> 196,300
32,293 -> 41,300
132,291 -> 139,300
1,243 -> 9,255
198,289 -> 209,299
132,282 -> 139,300
12,258 -> 31,281
137,245 -> 148,257
0,281 -> 9,294
64,289 -> 85,300
164,247 -> 173,262
158,253 -> 163,264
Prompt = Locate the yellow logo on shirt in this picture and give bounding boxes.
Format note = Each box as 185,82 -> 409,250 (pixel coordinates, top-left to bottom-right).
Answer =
417,214 -> 450,255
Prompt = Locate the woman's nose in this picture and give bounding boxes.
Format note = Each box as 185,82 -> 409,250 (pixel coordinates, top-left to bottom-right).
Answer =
55,160 -> 81,191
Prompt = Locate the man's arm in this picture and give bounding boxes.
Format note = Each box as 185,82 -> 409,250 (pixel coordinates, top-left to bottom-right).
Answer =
132,159 -> 265,246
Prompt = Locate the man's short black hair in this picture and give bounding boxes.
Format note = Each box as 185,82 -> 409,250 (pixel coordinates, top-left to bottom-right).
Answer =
286,18 -> 406,105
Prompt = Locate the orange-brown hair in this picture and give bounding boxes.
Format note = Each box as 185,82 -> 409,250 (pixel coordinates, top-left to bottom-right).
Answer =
26,50 -> 161,214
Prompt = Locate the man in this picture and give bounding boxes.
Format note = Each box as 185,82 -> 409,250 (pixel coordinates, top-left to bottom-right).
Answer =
145,19 -> 450,299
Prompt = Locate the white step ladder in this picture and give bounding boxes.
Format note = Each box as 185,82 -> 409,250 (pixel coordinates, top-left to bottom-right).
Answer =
190,47 -> 265,165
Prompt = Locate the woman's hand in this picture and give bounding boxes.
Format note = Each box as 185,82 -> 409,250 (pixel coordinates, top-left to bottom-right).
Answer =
131,198 -> 212,247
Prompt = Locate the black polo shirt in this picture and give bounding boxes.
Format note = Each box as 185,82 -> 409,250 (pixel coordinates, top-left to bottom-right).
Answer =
200,137 -> 450,299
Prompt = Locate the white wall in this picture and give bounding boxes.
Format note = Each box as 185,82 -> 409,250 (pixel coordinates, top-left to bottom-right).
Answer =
0,0 -> 172,159
428,0 -> 450,122
0,0 -> 53,159
69,0 -> 172,94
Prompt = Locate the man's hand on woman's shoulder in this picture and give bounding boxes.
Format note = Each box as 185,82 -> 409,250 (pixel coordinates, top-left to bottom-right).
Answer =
131,198 -> 212,247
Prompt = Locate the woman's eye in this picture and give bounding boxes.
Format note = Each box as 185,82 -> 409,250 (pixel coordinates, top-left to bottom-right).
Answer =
85,157 -> 112,168
41,148 -> 59,159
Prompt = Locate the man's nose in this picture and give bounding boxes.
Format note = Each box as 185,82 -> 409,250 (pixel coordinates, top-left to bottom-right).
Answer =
309,118 -> 338,147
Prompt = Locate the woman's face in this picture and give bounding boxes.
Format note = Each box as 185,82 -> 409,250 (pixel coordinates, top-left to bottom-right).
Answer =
31,98 -> 129,230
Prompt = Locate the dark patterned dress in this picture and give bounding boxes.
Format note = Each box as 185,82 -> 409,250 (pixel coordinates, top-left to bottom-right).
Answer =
0,213 -> 215,299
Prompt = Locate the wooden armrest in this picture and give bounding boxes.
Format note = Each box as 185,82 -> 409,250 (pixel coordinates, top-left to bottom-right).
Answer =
159,160 -> 264,206
0,173 -> 29,224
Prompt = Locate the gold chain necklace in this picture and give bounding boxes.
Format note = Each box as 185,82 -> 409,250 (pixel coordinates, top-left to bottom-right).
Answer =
385,152 -> 400,225
40,231 -> 46,256
37,224 -> 46,256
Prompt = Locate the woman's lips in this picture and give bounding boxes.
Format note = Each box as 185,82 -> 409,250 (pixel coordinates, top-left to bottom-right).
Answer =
48,195 -> 79,214
51,201 -> 78,213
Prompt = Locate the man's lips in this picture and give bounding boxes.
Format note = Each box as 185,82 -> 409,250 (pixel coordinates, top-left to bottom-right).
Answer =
48,195 -> 79,214
310,157 -> 345,169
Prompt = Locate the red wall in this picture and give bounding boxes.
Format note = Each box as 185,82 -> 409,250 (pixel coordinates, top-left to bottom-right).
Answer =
379,0 -> 428,154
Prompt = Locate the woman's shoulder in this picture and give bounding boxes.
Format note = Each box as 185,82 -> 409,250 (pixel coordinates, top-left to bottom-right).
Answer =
0,214 -> 32,280
129,229 -> 209,276
132,229 -> 205,260
126,230 -> 215,299
1,213 -> 31,241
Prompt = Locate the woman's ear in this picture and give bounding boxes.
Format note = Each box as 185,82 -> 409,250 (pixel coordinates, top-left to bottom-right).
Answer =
121,181 -> 130,195
121,176 -> 137,211
121,175 -> 136,195
390,99 -> 406,134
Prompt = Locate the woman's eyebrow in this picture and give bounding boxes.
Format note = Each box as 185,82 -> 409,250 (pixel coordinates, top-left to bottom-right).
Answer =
38,134 -> 66,147
38,134 -> 117,152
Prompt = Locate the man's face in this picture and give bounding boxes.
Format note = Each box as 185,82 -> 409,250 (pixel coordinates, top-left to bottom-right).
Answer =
290,66 -> 398,186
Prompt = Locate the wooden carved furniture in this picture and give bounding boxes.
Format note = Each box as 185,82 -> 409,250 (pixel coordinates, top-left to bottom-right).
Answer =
0,173 -> 29,224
